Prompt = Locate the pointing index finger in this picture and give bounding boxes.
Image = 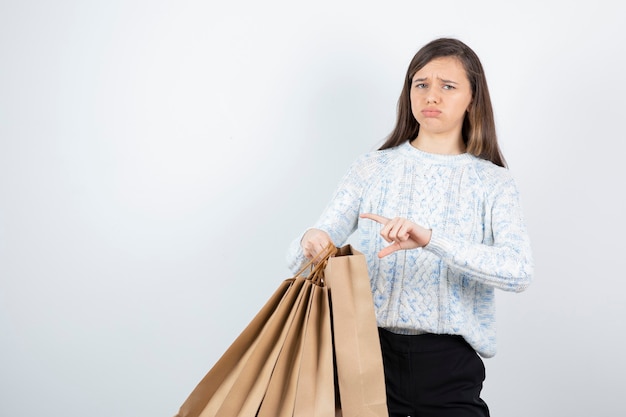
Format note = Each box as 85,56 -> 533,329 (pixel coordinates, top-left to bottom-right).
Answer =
360,213 -> 389,224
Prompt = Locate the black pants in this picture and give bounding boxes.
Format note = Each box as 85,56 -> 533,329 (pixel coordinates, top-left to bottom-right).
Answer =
378,328 -> 490,417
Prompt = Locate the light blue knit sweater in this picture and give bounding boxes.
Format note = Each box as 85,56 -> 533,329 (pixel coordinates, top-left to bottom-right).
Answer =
286,141 -> 534,358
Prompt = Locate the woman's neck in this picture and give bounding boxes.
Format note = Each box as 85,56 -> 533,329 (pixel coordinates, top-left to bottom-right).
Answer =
411,134 -> 466,155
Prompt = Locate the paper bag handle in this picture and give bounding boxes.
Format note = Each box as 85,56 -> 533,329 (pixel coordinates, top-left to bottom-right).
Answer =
294,243 -> 337,285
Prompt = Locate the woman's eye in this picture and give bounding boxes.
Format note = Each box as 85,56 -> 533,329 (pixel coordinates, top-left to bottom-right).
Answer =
443,84 -> 456,90
415,83 -> 427,89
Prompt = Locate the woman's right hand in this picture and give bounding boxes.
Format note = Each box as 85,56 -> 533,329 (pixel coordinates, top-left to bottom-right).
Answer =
300,228 -> 333,260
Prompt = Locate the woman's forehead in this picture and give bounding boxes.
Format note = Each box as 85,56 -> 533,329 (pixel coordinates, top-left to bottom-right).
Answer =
412,57 -> 467,80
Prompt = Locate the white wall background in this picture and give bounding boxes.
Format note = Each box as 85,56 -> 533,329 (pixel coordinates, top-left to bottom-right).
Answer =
1,1 -> 624,416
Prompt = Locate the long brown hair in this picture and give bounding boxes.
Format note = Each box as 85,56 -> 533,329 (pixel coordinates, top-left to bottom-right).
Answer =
379,38 -> 506,168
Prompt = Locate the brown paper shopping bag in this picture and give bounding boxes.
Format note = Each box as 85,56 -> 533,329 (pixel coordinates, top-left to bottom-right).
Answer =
326,245 -> 389,417
174,246 -> 337,417
255,280 -> 313,416
291,274 -> 335,417
258,274 -> 335,417
175,278 -> 302,417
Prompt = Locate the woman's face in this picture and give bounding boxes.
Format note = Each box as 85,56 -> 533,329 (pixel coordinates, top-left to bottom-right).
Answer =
410,56 -> 473,139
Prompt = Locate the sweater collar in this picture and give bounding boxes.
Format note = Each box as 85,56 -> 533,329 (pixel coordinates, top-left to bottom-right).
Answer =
398,140 -> 475,165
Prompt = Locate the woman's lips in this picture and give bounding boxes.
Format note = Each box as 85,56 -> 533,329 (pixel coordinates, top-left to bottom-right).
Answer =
421,109 -> 441,117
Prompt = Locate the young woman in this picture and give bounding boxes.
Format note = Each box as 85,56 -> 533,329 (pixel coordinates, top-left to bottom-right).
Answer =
286,37 -> 533,417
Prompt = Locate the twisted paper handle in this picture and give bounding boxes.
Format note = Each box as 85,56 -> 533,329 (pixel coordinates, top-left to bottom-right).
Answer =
294,243 -> 337,286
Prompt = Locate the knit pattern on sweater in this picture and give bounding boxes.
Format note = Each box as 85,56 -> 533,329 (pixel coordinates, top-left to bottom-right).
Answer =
286,141 -> 534,357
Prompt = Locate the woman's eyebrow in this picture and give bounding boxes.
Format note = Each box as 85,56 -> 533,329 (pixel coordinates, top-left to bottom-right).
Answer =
412,77 -> 458,84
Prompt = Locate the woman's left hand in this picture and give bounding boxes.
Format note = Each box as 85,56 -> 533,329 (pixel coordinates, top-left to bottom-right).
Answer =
360,213 -> 432,258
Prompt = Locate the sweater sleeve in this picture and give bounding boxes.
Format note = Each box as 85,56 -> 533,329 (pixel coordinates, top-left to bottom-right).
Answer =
286,156 -> 369,274
424,174 -> 534,292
